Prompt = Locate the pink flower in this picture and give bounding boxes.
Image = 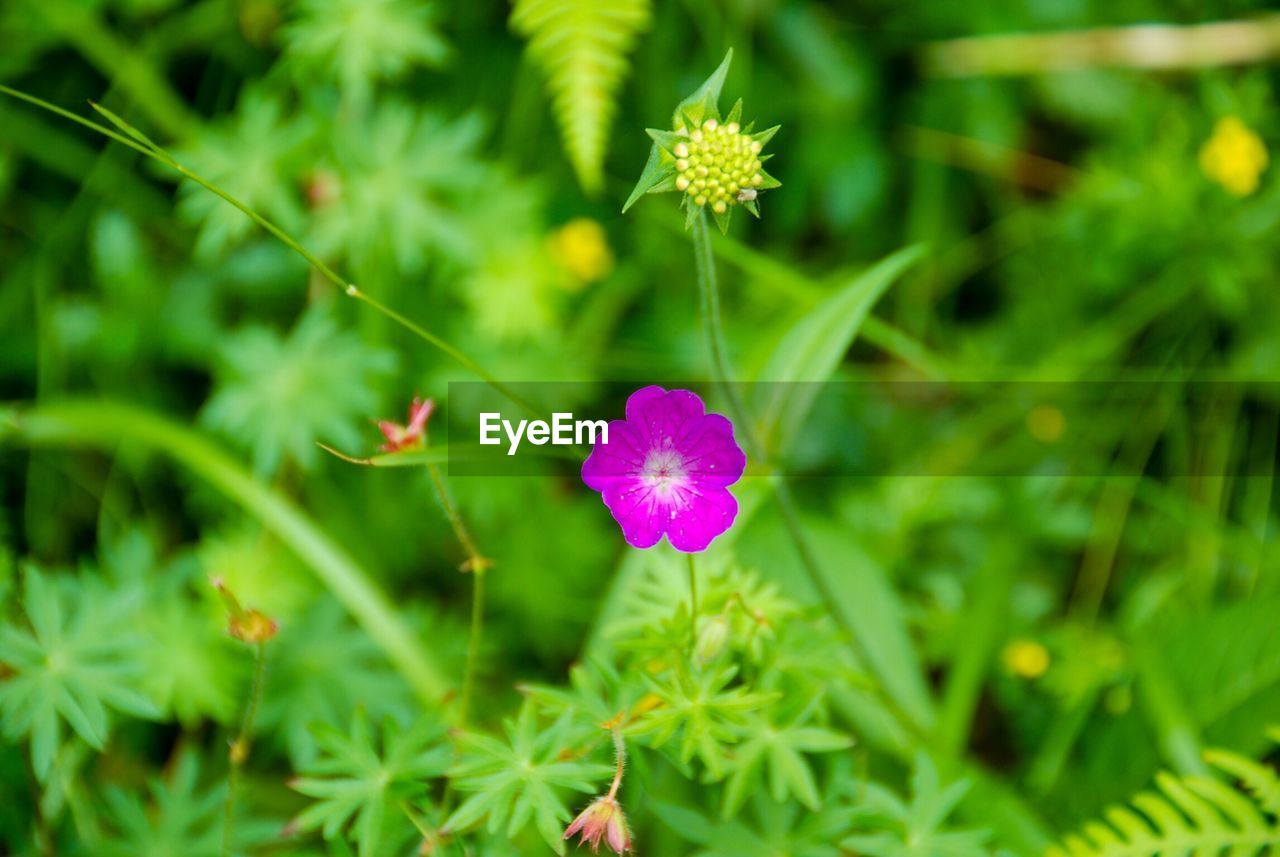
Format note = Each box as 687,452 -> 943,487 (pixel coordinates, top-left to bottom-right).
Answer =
582,386 -> 746,552
377,397 -> 434,453
564,796 -> 631,854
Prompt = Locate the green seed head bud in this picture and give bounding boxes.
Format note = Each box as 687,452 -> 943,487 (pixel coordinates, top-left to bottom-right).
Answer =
623,49 -> 781,232
694,615 -> 730,664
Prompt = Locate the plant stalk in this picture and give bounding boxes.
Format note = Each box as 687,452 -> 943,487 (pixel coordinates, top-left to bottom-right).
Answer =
223,641 -> 267,857
686,552 -> 698,658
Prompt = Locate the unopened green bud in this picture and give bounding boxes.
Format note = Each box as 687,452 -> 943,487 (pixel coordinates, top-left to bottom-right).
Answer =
694,615 -> 730,664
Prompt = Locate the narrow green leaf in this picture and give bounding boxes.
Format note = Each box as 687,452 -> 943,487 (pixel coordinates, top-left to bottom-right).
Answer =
753,244 -> 926,455
88,101 -> 163,153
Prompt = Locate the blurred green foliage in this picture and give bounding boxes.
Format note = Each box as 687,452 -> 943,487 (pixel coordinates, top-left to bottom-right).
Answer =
3,0 -> 1280,855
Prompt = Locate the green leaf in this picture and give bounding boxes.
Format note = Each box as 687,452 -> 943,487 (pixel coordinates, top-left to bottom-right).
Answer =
201,307 -> 396,477
284,0 -> 450,105
100,752 -> 251,857
753,244 -> 926,455
257,600 -> 418,766
291,710 -> 450,857
444,701 -> 611,855
1046,748 -> 1280,857
630,663 -> 776,779
792,520 -> 936,736
0,567 -> 160,782
511,0 -> 651,194
723,710 -> 853,815
0,400 -> 451,708
843,753 -> 991,857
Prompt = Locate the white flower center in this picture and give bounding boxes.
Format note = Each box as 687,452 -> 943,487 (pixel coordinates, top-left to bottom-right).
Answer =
641,448 -> 687,497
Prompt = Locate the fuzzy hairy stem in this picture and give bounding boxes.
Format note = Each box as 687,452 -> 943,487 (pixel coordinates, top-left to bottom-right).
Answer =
606,727 -> 627,800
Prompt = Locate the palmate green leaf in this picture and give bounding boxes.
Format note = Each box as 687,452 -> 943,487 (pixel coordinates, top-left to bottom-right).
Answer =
722,708 -> 854,816
1046,745 -> 1280,857
511,0 -> 651,195
173,88 -> 314,261
630,663 -> 776,779
844,753 -> 991,857
0,567 -> 159,782
201,307 -> 396,477
444,701 -> 610,855
100,751 -> 272,857
307,102 -> 488,275
753,243 -> 926,456
257,600 -> 416,766
291,709 -> 450,857
284,0 -> 450,105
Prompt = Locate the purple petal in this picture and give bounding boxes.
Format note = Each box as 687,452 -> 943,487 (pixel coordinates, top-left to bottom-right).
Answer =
600,483 -> 665,549
677,413 -> 746,489
666,486 -> 739,553
625,387 -> 706,449
581,421 -> 643,491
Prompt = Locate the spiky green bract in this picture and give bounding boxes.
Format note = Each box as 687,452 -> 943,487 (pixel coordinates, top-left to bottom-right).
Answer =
623,49 -> 780,233
290,710 -> 451,857
444,700 -> 612,855
511,0 -> 651,195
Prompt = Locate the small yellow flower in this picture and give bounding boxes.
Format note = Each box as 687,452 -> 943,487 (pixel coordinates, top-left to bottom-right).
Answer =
1026,404 -> 1065,444
1003,638 -> 1050,679
548,218 -> 614,290
1200,117 -> 1268,197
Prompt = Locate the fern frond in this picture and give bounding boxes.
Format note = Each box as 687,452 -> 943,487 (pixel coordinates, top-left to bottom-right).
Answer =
1045,755 -> 1280,857
511,0 -> 651,195
1204,748 -> 1280,816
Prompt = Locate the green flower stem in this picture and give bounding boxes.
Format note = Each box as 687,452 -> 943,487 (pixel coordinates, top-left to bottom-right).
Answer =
674,209 -> 950,379
691,210 -> 755,445
460,567 -> 486,728
223,641 -> 268,857
424,461 -> 489,727
0,85 -> 537,419
690,210 -> 930,734
0,400 -> 451,708
686,552 -> 698,658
